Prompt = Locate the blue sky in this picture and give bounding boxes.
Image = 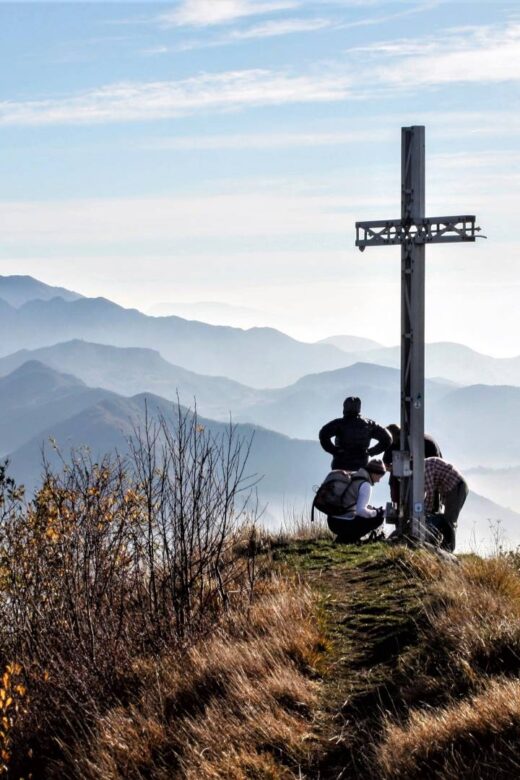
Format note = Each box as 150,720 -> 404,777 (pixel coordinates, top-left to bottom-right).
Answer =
1,0 -> 519,354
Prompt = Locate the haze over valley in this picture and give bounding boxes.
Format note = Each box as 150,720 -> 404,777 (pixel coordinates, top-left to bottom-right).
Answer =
1,274 -> 519,552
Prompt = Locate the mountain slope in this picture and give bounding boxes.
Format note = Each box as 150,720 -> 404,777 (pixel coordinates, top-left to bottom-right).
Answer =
350,342 -> 520,386
236,362 -> 455,439
428,384 -> 520,468
0,295 -> 351,387
317,334 -> 383,352
0,275 -> 83,307
7,392 -> 325,501
0,340 -> 261,417
0,361 -> 116,454
466,465 -> 520,512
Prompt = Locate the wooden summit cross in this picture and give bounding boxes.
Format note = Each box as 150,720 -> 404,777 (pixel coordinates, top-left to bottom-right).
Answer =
355,125 -> 482,541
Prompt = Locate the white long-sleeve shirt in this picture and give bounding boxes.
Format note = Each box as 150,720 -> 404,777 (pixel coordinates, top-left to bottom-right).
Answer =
333,480 -> 377,520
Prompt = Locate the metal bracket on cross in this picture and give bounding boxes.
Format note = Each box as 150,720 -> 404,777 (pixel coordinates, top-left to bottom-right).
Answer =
356,215 -> 481,251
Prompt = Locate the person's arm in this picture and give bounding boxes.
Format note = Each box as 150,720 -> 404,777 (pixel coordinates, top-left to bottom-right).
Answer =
355,481 -> 377,518
319,419 -> 341,456
368,424 -> 392,457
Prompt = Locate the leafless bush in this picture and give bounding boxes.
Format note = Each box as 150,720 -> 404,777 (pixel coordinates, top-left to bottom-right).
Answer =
0,405 -> 258,776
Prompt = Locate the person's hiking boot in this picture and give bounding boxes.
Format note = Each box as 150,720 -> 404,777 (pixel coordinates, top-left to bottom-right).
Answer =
366,529 -> 386,542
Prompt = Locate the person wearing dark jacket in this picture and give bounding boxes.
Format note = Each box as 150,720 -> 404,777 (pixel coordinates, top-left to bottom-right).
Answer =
383,423 -> 442,506
319,397 -> 392,472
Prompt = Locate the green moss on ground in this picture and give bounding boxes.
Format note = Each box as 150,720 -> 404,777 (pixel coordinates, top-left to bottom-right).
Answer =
272,539 -> 429,777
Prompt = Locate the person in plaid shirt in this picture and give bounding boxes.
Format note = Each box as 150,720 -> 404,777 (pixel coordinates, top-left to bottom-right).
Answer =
425,457 -> 469,552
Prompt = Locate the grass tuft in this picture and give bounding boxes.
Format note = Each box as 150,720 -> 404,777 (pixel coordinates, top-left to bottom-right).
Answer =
63,577 -> 323,780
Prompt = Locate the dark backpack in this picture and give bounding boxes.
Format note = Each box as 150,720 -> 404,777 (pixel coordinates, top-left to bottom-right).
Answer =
311,471 -> 366,521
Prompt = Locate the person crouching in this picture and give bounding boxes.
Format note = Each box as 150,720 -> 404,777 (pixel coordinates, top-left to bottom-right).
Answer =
327,459 -> 386,543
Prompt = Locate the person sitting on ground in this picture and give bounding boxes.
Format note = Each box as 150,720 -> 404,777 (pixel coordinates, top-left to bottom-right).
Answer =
319,397 -> 392,473
327,459 -> 387,544
383,423 -> 443,506
424,456 -> 469,553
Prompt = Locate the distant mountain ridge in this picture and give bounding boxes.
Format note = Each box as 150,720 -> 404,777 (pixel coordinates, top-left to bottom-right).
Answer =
3,365 -> 518,551
1,275 -> 519,387
0,361 -> 115,454
0,340 -> 261,418
346,342 -> 520,386
317,334 -> 383,352
0,294 -> 354,387
7,386 -> 323,504
0,343 -> 519,470
1,291 -> 520,388
0,275 -> 83,307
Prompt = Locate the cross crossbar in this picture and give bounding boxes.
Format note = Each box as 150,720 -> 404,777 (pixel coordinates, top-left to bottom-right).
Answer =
356,215 -> 478,251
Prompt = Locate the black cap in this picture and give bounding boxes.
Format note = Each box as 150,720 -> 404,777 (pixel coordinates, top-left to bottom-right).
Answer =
343,396 -> 361,416
366,459 -> 386,476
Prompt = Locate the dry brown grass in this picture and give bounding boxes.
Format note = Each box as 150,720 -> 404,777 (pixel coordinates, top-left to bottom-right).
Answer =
421,553 -> 520,678
373,550 -> 520,778
378,677 -> 520,778
61,576 -> 323,780
272,510 -> 332,546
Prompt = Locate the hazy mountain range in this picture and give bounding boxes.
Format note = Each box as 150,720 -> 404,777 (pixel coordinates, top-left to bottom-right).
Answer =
0,295 -> 348,388
0,341 -> 261,420
148,300 -> 264,329
466,465 -> 520,514
5,370 -> 322,506
1,277 -> 519,388
1,274 -> 519,550
0,274 -> 83,307
329,340 -> 520,387
2,360 -> 518,552
0,340 -> 517,468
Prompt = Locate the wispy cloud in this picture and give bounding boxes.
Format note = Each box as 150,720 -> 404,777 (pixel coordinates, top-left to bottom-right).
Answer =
3,20 -> 520,127
357,21 -> 520,87
228,16 -> 331,39
0,70 -> 350,127
140,45 -> 170,56
169,1 -> 435,50
159,0 -> 300,28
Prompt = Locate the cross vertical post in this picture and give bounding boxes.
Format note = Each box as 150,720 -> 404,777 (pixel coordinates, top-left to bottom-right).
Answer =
355,125 -> 481,543
400,126 -> 426,539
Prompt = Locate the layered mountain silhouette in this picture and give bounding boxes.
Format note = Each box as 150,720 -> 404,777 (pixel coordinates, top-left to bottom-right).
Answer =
0,295 -> 350,387
0,342 -> 451,434
1,345 -> 519,470
0,275 -> 83,307
341,341 -> 520,386
2,279 -> 519,387
0,361 -> 115,454
0,340 -> 261,418
317,334 -> 383,352
1,273 -> 518,549
6,386 -> 323,504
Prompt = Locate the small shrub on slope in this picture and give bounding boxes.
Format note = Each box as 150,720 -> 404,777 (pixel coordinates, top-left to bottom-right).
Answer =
0,409 -> 277,778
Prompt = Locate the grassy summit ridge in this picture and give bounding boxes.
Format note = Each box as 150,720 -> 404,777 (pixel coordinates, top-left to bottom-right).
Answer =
272,537 -> 520,779
4,473 -> 520,779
